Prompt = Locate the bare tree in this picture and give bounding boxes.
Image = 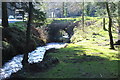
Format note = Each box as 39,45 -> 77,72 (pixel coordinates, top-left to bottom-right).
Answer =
106,2 -> 115,49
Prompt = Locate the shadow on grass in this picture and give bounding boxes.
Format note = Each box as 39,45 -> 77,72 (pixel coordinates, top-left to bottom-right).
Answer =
45,46 -> 119,78
7,44 -> 120,78
55,45 -> 107,61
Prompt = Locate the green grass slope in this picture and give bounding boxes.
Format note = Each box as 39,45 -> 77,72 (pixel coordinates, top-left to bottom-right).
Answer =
18,17 -> 119,78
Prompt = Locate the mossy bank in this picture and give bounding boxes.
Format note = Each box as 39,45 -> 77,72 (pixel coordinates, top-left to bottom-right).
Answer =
2,26 -> 45,65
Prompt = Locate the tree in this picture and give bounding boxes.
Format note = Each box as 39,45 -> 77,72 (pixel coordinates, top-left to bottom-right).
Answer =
22,2 -> 33,69
105,2 -> 115,49
8,2 -> 29,22
103,18 -> 107,31
8,2 -> 46,26
84,2 -> 96,17
95,2 -> 108,31
118,2 -> 120,27
62,2 -> 67,18
2,2 -> 9,28
116,2 -> 120,40
82,1 -> 84,32
32,2 -> 46,26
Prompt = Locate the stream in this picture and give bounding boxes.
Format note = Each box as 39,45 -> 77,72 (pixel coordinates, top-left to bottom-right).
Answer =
0,43 -> 67,80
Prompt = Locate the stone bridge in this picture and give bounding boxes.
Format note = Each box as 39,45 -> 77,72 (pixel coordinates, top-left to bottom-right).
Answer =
47,20 -> 80,42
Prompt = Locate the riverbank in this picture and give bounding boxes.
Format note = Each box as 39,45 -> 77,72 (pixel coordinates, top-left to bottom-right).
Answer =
8,48 -> 60,79
1,43 -> 67,79
1,16 -> 119,79
8,40 -> 119,78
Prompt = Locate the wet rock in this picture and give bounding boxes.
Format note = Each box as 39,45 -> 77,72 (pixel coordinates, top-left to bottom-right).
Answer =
43,48 -> 58,61
46,48 -> 56,53
64,44 -> 68,48
28,57 -> 59,72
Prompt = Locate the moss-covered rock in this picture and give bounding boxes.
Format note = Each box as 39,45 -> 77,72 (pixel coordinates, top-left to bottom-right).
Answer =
3,27 -> 36,54
2,27 -> 45,64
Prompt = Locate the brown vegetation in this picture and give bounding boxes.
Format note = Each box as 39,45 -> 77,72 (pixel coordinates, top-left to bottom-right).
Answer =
31,26 -> 48,43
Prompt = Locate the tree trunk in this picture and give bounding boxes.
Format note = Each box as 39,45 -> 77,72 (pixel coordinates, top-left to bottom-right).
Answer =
2,2 -> 9,28
106,2 -> 115,49
62,2 -> 67,18
22,2 -> 33,69
22,12 -> 25,22
118,1 -> 120,40
82,1 -> 84,32
62,2 -> 65,18
103,18 -> 107,31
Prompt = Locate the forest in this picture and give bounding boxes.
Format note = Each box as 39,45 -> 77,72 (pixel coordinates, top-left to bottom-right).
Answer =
0,1 -> 120,79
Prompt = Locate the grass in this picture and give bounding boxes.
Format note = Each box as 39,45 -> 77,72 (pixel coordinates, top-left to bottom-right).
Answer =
71,17 -> 118,43
9,21 -> 27,31
14,16 -> 119,78
20,39 -> 119,78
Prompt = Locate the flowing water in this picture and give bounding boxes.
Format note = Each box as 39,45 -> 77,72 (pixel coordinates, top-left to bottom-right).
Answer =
0,43 -> 67,80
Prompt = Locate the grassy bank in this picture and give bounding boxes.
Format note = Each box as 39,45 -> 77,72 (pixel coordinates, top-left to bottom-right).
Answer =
18,40 -> 119,78
10,17 -> 119,78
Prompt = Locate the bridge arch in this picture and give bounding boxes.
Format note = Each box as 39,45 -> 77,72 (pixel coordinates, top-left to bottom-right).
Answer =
47,21 -> 80,42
